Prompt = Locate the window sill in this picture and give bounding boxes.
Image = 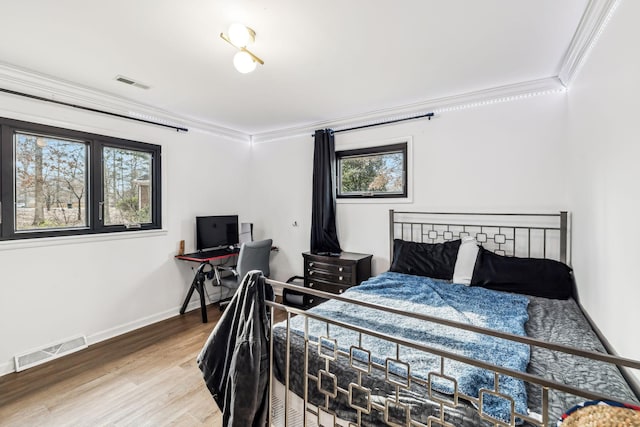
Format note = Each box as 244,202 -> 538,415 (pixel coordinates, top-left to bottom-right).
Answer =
337,197 -> 413,205
0,228 -> 168,252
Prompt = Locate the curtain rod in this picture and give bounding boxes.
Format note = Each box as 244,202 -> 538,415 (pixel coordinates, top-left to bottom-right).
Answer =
312,112 -> 434,136
0,87 -> 189,133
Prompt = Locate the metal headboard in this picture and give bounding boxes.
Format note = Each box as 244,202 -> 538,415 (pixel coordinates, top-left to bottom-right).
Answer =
389,210 -> 569,264
262,212 -> 640,427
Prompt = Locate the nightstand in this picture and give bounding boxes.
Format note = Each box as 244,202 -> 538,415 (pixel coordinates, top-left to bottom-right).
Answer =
302,251 -> 372,304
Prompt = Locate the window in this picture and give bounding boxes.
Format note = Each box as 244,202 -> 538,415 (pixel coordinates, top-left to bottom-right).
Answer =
1,117 -> 161,240
14,132 -> 88,231
336,142 -> 407,198
102,146 -> 153,226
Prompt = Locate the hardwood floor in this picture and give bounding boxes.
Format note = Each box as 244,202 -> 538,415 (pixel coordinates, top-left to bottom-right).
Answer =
0,302 -> 285,427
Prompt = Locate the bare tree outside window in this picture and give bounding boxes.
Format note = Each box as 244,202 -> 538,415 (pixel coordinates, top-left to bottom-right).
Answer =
103,147 -> 152,226
1,118 -> 161,240
14,133 -> 88,231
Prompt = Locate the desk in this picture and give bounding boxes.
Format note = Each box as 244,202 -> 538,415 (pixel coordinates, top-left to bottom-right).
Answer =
176,248 -> 239,323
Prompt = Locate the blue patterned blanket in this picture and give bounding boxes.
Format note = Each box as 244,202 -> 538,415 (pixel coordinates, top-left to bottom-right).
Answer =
285,271 -> 530,423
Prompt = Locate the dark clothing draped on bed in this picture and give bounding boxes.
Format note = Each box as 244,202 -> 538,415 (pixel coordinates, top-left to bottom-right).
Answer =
197,271 -> 273,427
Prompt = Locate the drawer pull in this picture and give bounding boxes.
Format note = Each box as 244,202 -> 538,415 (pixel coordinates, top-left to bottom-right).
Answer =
339,276 -> 343,281
339,289 -> 343,294
309,262 -> 314,267
309,271 -> 314,275
309,282 -> 314,288
339,267 -> 343,272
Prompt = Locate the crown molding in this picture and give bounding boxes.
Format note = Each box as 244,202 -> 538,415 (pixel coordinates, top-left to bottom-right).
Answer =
0,62 -> 250,143
251,77 -> 566,144
0,0 -> 619,145
0,63 -> 568,146
558,0 -> 621,87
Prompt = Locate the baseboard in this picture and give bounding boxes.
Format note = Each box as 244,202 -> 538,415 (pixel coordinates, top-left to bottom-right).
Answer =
87,300 -> 203,345
0,299 -> 205,378
0,359 -> 15,377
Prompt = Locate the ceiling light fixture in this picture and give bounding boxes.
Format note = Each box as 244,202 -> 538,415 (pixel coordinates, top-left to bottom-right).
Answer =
220,23 -> 264,73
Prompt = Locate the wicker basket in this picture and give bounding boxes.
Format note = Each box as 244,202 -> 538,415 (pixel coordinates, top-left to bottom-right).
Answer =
561,403 -> 640,427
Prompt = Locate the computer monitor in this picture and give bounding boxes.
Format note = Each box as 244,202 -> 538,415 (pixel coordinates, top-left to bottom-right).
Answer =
196,215 -> 239,251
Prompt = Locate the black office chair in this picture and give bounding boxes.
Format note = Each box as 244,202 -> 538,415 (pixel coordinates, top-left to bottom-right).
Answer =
218,238 -> 272,309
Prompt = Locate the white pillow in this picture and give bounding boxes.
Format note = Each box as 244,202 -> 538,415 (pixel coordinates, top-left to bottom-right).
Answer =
453,236 -> 479,285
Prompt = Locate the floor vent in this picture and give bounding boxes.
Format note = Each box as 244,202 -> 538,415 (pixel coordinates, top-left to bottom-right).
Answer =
14,335 -> 88,372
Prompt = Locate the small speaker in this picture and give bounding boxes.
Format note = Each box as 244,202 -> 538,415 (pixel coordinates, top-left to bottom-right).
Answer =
239,222 -> 253,244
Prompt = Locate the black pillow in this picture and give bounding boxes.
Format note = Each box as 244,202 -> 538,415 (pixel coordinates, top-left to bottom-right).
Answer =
470,246 -> 573,299
390,239 -> 461,280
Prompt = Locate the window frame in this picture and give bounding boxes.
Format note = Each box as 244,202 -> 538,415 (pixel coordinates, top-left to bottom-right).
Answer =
335,142 -> 408,199
0,117 -> 161,241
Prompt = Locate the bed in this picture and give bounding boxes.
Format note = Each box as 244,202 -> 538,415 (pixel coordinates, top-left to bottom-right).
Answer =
266,211 -> 640,426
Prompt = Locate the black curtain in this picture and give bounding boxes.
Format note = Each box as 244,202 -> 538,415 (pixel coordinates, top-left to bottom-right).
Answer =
310,129 -> 342,255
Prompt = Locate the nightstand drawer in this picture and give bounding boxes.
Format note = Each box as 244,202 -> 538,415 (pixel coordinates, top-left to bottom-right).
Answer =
305,260 -> 352,275
305,279 -> 351,295
305,269 -> 352,285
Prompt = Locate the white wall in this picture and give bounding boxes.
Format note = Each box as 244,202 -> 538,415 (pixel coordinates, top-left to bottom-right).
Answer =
6,3 -> 638,379
0,94 -> 251,374
566,0 -> 640,365
250,93 -> 569,280
248,136 -> 314,281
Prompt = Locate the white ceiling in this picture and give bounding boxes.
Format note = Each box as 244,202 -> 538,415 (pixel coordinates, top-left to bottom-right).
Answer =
0,0 -> 591,136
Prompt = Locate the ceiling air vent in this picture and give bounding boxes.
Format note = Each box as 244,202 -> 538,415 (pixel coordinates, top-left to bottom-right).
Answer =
115,75 -> 150,90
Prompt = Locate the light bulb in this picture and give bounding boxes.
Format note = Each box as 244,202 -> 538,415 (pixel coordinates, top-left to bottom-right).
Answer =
228,23 -> 253,47
233,51 -> 257,73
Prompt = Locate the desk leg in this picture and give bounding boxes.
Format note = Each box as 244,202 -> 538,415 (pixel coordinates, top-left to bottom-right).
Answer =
179,277 -> 196,315
179,262 -> 210,323
197,277 -> 207,323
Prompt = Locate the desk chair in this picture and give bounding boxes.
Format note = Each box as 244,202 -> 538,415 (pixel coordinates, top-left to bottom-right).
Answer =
218,238 -> 272,309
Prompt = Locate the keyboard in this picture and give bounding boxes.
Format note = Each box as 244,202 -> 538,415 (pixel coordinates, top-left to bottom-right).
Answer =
179,247 -> 238,260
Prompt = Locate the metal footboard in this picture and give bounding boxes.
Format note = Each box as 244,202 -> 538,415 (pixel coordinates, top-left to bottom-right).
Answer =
266,280 -> 640,427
